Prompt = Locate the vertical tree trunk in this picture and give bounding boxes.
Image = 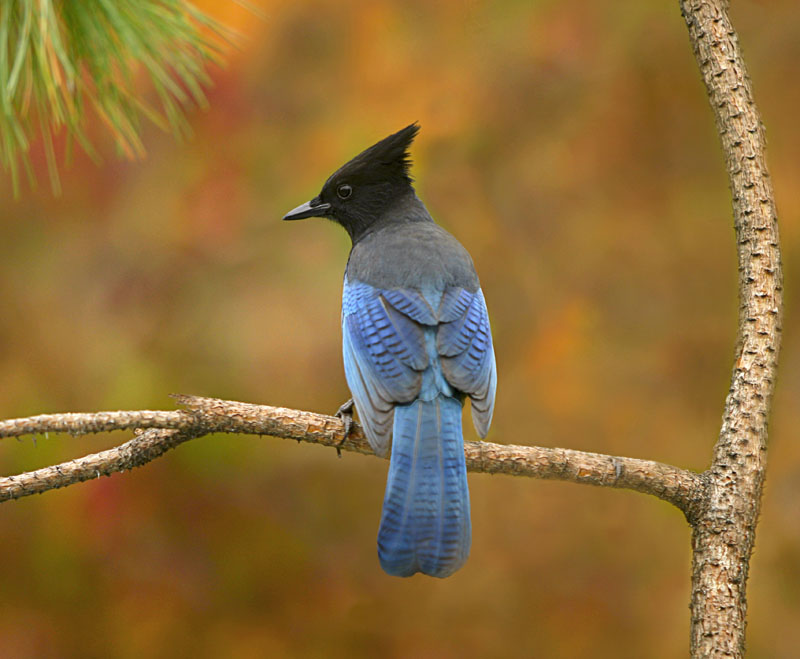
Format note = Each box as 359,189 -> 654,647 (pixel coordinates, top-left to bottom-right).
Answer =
679,1 -> 783,656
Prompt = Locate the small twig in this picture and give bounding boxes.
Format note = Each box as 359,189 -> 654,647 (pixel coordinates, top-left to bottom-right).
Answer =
0,395 -> 704,513
0,428 -> 199,500
0,410 -> 192,438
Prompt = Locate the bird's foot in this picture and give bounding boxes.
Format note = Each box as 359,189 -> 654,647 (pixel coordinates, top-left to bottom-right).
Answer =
335,398 -> 355,457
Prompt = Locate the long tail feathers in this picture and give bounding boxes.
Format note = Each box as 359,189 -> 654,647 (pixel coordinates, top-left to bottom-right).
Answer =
377,396 -> 471,578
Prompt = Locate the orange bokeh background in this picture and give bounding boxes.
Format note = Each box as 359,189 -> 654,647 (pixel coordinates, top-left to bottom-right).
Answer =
1,1 -> 799,656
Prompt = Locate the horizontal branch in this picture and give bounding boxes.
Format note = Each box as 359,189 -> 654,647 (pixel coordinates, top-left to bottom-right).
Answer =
0,409 -> 191,437
0,428 -> 200,500
0,395 -> 705,515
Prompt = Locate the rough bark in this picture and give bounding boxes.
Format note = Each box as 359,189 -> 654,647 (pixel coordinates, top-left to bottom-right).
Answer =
680,1 -> 782,656
0,395 -> 702,511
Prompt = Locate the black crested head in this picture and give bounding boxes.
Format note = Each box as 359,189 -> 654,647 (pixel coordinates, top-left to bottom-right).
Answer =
330,122 -> 419,187
283,123 -> 423,243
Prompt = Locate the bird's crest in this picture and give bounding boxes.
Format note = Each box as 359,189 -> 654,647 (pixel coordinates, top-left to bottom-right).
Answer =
331,123 -> 420,186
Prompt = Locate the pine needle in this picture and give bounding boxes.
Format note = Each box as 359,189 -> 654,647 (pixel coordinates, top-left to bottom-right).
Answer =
0,0 -> 232,195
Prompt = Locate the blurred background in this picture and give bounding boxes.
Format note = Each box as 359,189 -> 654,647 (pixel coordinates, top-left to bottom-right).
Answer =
0,0 -> 798,656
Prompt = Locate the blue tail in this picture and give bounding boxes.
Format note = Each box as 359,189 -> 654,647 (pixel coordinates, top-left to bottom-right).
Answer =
377,395 -> 471,578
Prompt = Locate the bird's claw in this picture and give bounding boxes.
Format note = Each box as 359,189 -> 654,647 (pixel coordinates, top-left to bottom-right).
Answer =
335,398 -> 355,457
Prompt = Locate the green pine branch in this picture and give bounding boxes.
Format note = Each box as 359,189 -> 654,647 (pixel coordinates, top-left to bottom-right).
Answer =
0,0 -> 233,194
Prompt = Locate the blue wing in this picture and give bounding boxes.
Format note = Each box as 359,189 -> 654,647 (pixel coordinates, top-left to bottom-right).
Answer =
437,287 -> 497,437
343,279 -> 497,452
342,280 -> 434,456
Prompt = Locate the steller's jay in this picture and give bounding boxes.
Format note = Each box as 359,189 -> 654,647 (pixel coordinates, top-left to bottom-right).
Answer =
283,124 -> 497,578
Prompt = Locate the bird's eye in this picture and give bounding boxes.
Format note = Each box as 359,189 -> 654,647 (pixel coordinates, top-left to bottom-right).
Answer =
337,184 -> 353,199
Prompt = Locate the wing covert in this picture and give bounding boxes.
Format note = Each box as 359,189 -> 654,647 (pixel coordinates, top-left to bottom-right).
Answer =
437,288 -> 497,437
342,280 -> 431,454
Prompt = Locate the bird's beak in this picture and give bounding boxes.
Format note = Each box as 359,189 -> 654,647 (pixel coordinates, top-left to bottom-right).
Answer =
282,196 -> 332,221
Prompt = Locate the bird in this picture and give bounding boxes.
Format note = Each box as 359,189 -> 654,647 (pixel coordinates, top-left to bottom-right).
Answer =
283,124 -> 497,578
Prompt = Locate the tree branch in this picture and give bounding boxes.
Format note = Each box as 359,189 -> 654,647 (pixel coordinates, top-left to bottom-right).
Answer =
0,395 -> 704,513
679,1 -> 783,656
